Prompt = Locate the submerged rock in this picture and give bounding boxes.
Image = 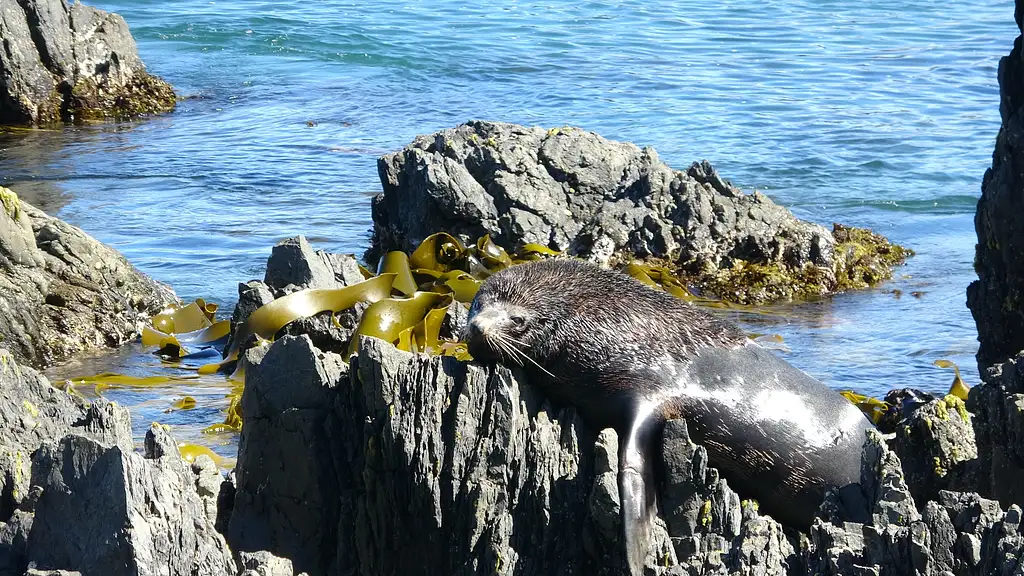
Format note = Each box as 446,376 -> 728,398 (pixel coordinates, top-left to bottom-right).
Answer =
370,121 -> 910,304
0,0 -> 175,125
0,188 -> 176,369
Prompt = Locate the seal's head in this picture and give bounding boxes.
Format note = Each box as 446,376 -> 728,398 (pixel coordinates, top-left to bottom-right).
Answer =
463,260 -> 566,364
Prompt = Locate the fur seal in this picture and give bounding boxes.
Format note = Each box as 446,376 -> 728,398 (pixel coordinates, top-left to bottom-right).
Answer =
463,258 -> 872,574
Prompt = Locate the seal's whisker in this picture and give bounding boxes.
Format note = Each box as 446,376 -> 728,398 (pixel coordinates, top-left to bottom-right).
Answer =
489,334 -> 524,367
496,335 -> 559,381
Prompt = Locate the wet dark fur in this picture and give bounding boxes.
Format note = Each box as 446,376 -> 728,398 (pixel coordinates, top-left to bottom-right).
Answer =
467,258 -> 748,429
465,258 -> 872,540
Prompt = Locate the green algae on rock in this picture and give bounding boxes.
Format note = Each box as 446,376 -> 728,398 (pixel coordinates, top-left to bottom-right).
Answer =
692,224 -> 913,304
68,73 -> 176,122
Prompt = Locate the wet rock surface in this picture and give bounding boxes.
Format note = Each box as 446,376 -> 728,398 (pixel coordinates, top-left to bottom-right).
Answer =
370,120 -> 909,304
0,189 -> 176,369
0,0 -> 175,125
0,348 -> 234,576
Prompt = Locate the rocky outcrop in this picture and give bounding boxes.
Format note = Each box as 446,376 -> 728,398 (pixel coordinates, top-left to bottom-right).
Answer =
0,0 -> 175,125
890,396 -> 979,506
969,1 -> 1024,372
965,0 -> 1024,518
968,353 -> 1024,510
214,235 -> 1023,576
811,431 -> 1024,576
224,327 -> 1024,576
370,121 -> 909,304
0,347 -> 235,576
0,188 -> 175,368
228,333 -> 796,575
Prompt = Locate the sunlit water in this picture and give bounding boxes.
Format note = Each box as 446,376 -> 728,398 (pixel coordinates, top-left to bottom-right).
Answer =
0,0 -> 1015,457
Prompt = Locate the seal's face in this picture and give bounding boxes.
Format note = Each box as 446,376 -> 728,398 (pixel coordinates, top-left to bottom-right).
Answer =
462,261 -> 564,366
464,298 -> 539,362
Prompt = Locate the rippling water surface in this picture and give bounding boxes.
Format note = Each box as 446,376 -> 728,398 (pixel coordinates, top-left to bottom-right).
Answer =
0,0 -> 1015,455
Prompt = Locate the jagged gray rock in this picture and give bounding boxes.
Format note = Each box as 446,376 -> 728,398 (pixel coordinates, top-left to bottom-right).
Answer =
264,236 -> 364,293
891,397 -> 979,507
968,353 -> 1024,510
0,348 -> 236,576
227,235 -> 368,357
227,335 -> 815,576
25,423 -> 236,575
963,0 -> 1024,526
227,336 -> 346,576
0,0 -> 175,124
968,2 -> 1024,370
370,121 -> 909,304
0,189 -> 176,369
237,550 -> 300,576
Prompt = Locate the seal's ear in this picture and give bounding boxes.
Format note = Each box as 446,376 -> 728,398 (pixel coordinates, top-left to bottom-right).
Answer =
618,413 -> 659,576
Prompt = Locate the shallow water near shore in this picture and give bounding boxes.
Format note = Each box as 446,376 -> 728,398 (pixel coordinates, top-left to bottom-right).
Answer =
0,0 -> 1014,455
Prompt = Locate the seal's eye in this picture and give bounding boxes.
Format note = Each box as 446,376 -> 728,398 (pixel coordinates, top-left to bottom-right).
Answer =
510,314 -> 525,326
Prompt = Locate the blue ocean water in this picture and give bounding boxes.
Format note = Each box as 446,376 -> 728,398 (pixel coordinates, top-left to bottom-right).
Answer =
0,0 -> 1016,452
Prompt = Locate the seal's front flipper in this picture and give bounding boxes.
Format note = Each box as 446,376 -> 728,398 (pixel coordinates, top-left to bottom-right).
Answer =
618,411 -> 659,576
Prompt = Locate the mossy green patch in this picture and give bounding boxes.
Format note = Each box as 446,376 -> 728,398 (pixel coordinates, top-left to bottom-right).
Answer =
70,72 -> 176,122
698,259 -> 833,305
942,394 -> 970,423
0,187 -> 21,220
831,223 -> 913,291
36,85 -> 64,125
617,223 -> 911,305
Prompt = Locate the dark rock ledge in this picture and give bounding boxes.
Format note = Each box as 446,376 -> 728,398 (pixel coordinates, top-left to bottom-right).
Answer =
0,187 -> 176,369
0,0 -> 176,125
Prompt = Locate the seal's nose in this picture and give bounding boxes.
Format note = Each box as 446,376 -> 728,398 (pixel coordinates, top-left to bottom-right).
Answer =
464,316 -> 499,362
466,319 -> 483,341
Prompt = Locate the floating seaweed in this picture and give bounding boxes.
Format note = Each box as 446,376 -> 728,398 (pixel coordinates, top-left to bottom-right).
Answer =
840,359 -> 972,433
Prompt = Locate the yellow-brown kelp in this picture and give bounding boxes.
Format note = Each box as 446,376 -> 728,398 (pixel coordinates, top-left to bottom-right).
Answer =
840,359 -> 971,432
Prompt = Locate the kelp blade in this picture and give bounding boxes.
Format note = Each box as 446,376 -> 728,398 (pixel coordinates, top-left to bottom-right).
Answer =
934,359 -> 970,400
153,301 -> 213,334
221,273 -> 398,362
69,373 -> 200,388
377,251 -> 419,296
409,232 -> 466,272
348,292 -> 450,356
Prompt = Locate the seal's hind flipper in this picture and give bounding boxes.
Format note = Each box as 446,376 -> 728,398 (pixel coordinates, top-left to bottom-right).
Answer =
618,409 -> 659,576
